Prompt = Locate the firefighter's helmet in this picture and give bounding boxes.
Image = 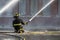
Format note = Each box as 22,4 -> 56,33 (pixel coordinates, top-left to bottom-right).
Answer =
14,13 -> 20,18
14,13 -> 20,17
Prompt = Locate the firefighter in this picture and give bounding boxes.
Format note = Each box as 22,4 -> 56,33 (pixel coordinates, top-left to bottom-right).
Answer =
13,13 -> 28,33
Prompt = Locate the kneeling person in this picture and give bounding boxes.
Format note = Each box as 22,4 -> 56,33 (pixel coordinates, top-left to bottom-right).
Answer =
13,13 -> 27,33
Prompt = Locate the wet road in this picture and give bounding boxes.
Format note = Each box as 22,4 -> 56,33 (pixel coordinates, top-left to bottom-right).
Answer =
0,33 -> 24,40
23,35 -> 60,40
0,33 -> 60,40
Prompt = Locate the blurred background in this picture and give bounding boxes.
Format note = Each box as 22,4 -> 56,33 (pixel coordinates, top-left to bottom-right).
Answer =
0,0 -> 60,31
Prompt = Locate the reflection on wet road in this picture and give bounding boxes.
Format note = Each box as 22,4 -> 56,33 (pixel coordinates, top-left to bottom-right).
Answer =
0,33 -> 23,40
24,35 -> 60,40
0,32 -> 60,40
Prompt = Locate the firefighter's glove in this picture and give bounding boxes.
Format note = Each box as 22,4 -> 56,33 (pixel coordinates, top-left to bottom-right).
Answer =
24,22 -> 28,25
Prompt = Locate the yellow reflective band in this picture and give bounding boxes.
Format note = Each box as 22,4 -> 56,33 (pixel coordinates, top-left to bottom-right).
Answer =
20,31 -> 23,33
14,23 -> 22,26
24,38 -> 26,40
16,14 -> 19,16
20,28 -> 24,30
